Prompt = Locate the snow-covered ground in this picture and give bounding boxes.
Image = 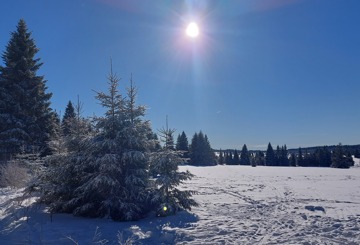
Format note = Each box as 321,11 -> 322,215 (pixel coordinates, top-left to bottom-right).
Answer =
1,164 -> 360,244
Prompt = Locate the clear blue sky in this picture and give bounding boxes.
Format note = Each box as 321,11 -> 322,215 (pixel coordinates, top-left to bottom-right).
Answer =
1,0 -> 359,150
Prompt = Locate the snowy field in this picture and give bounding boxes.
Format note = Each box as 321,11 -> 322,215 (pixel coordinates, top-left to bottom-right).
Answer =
1,162 -> 360,244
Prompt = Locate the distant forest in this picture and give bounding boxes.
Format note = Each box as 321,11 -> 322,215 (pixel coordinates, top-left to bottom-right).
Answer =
216,144 -> 360,155
212,143 -> 359,169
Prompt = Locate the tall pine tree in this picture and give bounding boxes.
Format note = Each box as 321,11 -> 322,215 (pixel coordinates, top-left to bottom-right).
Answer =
240,144 -> 251,165
61,101 -> 76,136
265,143 -> 276,166
0,19 -> 54,159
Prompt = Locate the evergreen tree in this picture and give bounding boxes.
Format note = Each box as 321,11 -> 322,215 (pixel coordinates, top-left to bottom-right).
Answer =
331,143 -> 353,169
0,19 -> 54,159
253,151 -> 265,166
176,131 -> 189,151
233,150 -> 240,165
158,126 -> 176,150
345,151 -> 354,167
289,153 -> 296,167
225,151 -> 233,165
41,69 -> 153,221
62,101 -> 76,136
275,145 -> 281,166
149,132 -> 161,151
280,145 -> 289,166
302,149 -> 310,167
315,147 -> 332,167
250,153 -> 257,167
297,147 -> 304,166
47,111 -> 63,155
265,143 -> 276,166
305,151 -> 317,166
165,132 -> 175,150
218,149 -> 224,165
65,97 -> 93,153
176,131 -> 189,158
157,116 -> 174,150
354,149 -> 360,158
240,144 -> 250,165
150,127 -> 197,216
190,133 -> 199,163
322,146 -> 332,167
189,131 -> 216,166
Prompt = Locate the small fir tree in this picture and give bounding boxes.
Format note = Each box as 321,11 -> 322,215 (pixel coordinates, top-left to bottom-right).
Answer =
150,126 -> 197,216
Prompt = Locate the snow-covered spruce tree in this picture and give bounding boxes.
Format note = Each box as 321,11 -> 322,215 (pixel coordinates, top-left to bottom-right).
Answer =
0,19 -> 54,159
41,69 -> 155,221
39,102 -> 93,214
150,126 -> 197,216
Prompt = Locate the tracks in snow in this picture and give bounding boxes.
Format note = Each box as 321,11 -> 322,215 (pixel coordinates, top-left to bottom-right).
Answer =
175,173 -> 360,245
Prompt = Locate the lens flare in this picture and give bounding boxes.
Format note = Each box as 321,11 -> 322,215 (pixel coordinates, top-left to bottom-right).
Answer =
186,22 -> 199,38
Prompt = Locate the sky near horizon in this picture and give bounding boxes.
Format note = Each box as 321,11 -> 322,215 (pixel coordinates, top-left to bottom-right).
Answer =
1,0 -> 359,150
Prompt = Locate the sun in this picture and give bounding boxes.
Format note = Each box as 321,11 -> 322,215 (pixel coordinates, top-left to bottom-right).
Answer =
186,22 -> 199,38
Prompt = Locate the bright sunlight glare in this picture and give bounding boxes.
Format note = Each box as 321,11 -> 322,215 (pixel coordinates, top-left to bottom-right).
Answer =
186,22 -> 199,38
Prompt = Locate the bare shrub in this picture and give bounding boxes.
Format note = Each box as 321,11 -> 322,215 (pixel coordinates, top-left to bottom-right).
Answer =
0,161 -> 30,188
117,231 -> 137,245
